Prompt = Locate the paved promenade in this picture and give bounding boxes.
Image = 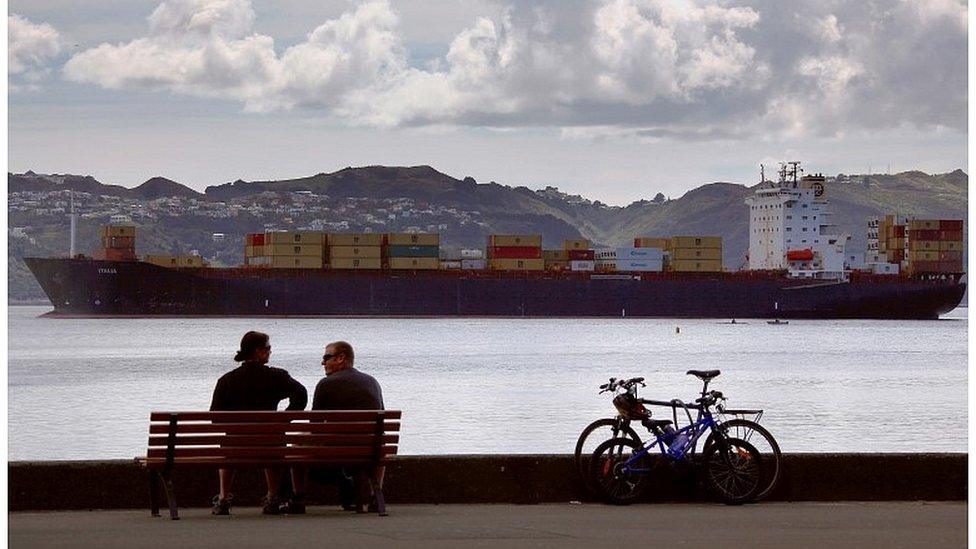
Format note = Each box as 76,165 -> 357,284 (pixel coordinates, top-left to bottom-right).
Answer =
9,502 -> 966,549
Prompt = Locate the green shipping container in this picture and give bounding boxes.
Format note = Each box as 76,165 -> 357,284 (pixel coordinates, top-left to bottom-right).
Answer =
387,245 -> 439,258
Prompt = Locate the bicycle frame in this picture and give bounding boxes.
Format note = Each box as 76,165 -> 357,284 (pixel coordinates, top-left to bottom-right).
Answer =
619,405 -> 719,475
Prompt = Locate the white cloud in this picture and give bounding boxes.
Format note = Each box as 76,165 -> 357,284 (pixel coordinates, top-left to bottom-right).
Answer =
59,0 -> 966,140
9,14 -> 61,79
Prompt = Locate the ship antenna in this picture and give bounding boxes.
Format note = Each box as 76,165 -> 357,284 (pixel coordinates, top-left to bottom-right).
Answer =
69,191 -> 77,258
760,164 -> 765,183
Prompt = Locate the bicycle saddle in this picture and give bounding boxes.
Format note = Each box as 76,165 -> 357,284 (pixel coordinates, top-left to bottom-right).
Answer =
686,369 -> 721,380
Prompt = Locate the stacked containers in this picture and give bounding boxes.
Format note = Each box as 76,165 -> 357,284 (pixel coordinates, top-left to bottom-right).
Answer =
634,237 -> 670,249
879,215 -> 906,264
668,236 -> 723,272
564,239 -> 595,271
386,233 -> 440,270
543,249 -> 569,271
907,219 -> 964,273
615,247 -> 664,272
264,231 -> 326,268
487,235 -> 543,270
460,249 -> 485,270
145,254 -> 206,268
244,233 -> 266,266
95,225 -> 136,261
329,233 -> 383,269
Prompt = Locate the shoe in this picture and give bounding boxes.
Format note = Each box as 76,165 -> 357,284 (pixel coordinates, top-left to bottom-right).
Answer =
262,495 -> 281,515
211,495 -> 232,516
279,495 -> 306,515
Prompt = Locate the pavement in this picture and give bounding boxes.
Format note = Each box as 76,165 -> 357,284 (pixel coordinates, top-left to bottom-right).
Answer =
9,502 -> 966,549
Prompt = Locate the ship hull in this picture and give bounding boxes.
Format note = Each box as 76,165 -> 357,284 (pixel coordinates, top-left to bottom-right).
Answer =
24,258 -> 966,319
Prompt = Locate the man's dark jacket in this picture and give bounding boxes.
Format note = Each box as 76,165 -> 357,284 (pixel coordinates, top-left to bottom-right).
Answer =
210,361 -> 308,411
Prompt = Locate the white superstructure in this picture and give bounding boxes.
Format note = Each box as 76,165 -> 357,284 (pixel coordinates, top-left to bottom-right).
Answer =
744,162 -> 850,279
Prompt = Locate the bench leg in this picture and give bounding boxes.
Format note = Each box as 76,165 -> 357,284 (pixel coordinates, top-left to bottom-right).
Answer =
368,476 -> 387,516
150,471 -> 161,517
160,471 -> 180,520
354,471 -> 369,514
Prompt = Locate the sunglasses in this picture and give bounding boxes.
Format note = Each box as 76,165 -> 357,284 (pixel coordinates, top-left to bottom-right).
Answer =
322,353 -> 339,361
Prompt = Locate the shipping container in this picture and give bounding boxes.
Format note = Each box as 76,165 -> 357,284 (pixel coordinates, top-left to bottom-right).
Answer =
460,249 -> 484,259
145,255 -> 206,268
887,225 -> 906,238
265,231 -> 325,245
869,262 -> 899,275
487,234 -> 543,247
330,258 -> 382,269
908,229 -> 940,241
244,245 -> 267,257
615,259 -> 663,272
939,260 -> 964,272
329,233 -> 384,246
270,256 -> 323,269
939,251 -> 963,262
93,248 -> 136,261
939,220 -> 964,231
567,249 -> 595,261
545,260 -> 569,270
907,240 -> 940,251
562,239 -> 590,250
252,233 -> 265,246
543,250 -> 570,261
907,260 -> 943,273
617,247 -> 665,260
886,249 -> 905,262
102,225 -> 136,238
329,246 -> 382,259
387,233 -> 440,246
488,246 -> 542,259
670,236 -> 722,249
489,258 -> 545,271
669,259 -> 723,272
907,219 -> 940,231
671,247 -> 722,260
939,240 -> 963,252
386,245 -> 439,258
265,243 -> 324,256
634,237 -> 670,249
102,235 -> 135,249
389,257 -> 440,270
938,230 -> 963,241
908,250 -> 940,262
570,260 -> 595,271
460,259 -> 486,270
439,260 -> 462,270
246,256 -> 270,266
886,238 -> 905,250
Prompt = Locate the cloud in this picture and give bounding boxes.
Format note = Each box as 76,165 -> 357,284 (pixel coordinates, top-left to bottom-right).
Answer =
61,0 -> 967,139
9,14 -> 62,84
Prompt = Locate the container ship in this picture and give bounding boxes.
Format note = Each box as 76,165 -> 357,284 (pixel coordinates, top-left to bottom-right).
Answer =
25,164 -> 966,319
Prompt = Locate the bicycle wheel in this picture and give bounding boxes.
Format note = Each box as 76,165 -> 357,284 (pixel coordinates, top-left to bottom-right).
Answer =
588,437 -> 650,505
703,419 -> 781,501
701,437 -> 762,505
574,418 -> 642,486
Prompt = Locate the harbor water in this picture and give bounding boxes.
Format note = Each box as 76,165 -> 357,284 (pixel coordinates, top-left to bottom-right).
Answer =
7,306 -> 968,460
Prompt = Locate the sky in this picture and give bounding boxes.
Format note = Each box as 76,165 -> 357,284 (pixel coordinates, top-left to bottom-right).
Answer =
8,0 -> 968,206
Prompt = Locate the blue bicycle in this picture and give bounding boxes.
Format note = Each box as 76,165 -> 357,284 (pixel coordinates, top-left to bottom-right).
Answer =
589,370 -> 763,505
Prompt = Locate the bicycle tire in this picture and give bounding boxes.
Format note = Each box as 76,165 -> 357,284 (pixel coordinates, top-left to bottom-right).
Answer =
588,437 -> 650,505
703,419 -> 781,501
574,418 -> 642,488
701,436 -> 762,505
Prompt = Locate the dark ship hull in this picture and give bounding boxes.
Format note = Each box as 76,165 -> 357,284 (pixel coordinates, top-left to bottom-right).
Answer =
24,257 -> 965,319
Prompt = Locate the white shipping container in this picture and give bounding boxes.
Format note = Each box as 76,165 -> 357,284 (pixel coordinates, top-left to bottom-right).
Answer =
440,260 -> 462,269
617,247 -> 664,260
616,259 -> 663,272
247,256 -> 270,266
461,249 -> 484,259
869,262 -> 899,275
461,259 -> 486,269
570,260 -> 595,271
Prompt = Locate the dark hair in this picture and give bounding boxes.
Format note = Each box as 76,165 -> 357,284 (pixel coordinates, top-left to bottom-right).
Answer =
234,331 -> 269,362
328,341 -> 354,364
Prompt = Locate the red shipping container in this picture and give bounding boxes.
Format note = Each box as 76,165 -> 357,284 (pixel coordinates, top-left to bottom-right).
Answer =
887,249 -> 905,261
940,220 -> 963,231
253,233 -> 265,246
909,260 -> 941,273
908,229 -> 939,240
891,225 -> 905,238
938,230 -> 963,241
489,246 -> 542,259
940,261 -> 963,272
940,251 -> 962,261
568,249 -> 595,261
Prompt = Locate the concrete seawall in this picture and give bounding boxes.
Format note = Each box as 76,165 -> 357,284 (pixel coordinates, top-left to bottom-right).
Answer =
9,454 -> 965,511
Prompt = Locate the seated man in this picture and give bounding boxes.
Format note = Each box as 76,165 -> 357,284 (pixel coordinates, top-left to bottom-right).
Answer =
283,340 -> 384,513
210,331 -> 308,516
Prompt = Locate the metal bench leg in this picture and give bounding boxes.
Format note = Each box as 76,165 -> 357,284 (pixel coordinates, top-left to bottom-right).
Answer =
160,471 -> 180,520
369,476 -> 387,516
150,471 -> 161,517
355,471 -> 369,514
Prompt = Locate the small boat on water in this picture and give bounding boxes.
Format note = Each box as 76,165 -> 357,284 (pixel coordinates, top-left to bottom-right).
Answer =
767,319 -> 789,325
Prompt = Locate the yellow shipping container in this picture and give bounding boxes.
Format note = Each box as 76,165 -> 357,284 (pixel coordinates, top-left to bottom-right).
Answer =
907,250 -> 940,262
907,219 -> 939,230
270,256 -> 323,269
102,225 -> 136,237
329,246 -> 382,259
389,257 -> 439,270
387,233 -> 440,246
671,248 -> 722,261
329,233 -> 384,246
543,250 -> 570,261
940,240 -> 963,251
562,239 -> 590,250
488,234 -> 543,247
264,231 -> 325,245
145,254 -> 206,267
886,238 -> 905,250
670,236 -> 722,249
264,243 -> 323,256
907,240 -> 940,251
489,258 -> 545,271
330,258 -> 382,269
545,260 -> 569,270
634,237 -> 670,249
245,245 -> 266,257
669,259 -> 723,272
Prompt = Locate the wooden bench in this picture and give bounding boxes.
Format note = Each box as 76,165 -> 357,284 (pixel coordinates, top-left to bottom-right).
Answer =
139,410 -> 401,519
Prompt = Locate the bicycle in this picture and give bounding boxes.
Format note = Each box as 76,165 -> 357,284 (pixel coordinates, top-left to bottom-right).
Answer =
576,371 -> 781,501
588,370 -> 766,505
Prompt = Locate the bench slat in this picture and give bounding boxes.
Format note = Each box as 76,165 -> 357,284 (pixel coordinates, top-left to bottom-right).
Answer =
142,457 -> 392,469
148,422 -> 400,435
150,410 -> 401,422
148,434 -> 399,447
147,446 -> 397,459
